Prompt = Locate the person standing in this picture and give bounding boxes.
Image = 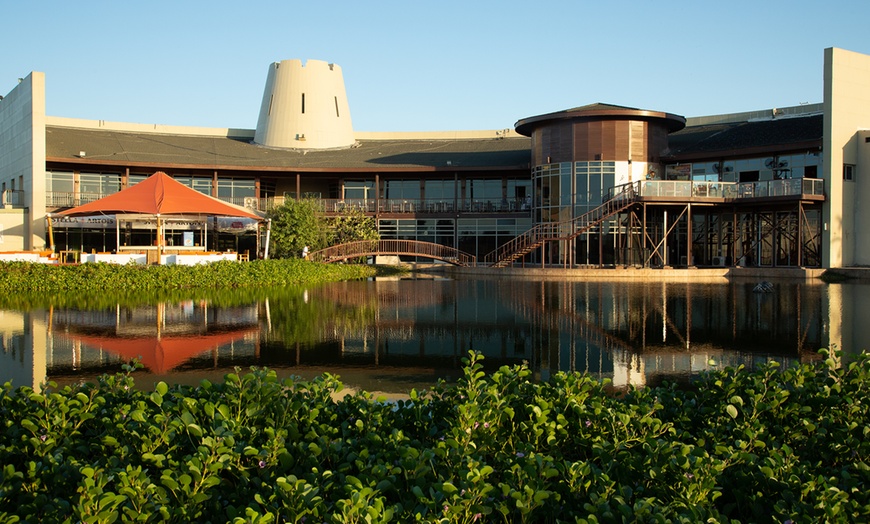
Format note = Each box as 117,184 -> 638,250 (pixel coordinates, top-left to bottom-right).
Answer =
302,245 -> 309,259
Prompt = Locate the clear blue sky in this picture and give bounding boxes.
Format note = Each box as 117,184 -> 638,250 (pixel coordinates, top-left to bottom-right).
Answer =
3,1 -> 868,132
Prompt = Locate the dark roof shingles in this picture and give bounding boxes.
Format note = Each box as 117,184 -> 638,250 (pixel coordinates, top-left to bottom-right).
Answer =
46,127 -> 531,171
667,114 -> 822,157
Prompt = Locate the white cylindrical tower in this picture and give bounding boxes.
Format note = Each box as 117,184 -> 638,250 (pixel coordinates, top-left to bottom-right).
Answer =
254,59 -> 354,149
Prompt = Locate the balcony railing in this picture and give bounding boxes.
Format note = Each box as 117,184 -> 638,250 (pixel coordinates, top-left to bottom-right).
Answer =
319,197 -> 531,214
2,190 -> 25,208
46,178 -> 825,214
624,178 -> 825,201
46,191 -> 107,208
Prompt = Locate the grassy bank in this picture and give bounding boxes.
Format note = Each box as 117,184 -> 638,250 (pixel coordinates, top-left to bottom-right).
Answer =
1,350 -> 868,523
0,259 -> 398,295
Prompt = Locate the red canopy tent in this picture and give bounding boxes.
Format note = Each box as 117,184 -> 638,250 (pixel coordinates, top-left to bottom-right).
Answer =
55,171 -> 261,219
52,171 -> 263,259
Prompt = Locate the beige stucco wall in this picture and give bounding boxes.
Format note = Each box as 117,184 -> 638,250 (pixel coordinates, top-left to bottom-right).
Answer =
254,59 -> 355,150
856,130 -> 870,264
823,48 -> 870,267
0,72 -> 47,250
0,209 -> 27,250
46,116 -> 256,139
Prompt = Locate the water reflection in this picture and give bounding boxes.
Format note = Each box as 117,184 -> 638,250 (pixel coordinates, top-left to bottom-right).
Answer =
1,277 -> 867,394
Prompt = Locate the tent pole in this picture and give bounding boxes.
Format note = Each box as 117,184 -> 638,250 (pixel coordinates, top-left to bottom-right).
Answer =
45,214 -> 55,252
264,219 -> 272,260
156,214 -> 162,265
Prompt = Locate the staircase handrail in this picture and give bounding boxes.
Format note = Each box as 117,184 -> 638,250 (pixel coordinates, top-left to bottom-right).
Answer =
482,182 -> 638,266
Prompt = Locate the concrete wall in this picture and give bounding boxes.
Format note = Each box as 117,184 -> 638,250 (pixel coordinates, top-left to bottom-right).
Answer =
0,208 -> 27,251
0,72 -> 47,250
46,116 -> 256,139
823,48 -> 870,267
254,59 -> 355,150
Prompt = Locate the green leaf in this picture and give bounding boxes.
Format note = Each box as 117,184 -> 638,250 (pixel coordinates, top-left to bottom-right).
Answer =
726,404 -> 738,419
155,381 -> 169,396
187,424 -> 203,438
441,481 -> 458,494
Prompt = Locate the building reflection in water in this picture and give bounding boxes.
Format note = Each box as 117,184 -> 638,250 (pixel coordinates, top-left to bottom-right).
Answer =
1,278 -> 867,394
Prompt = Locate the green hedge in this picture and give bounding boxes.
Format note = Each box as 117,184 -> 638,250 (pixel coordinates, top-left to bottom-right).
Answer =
1,350 -> 868,523
0,259 -> 382,295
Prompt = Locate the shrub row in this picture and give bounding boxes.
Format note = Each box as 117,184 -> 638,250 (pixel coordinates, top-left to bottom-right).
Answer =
0,259 -> 381,295
1,350 -> 868,523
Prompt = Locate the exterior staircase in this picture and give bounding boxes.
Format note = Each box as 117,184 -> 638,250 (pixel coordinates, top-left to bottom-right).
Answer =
483,183 -> 638,267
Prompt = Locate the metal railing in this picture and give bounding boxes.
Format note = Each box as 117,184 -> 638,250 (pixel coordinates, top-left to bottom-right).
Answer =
2,190 -> 25,208
318,197 -> 531,214
46,191 -> 107,207
632,178 -> 825,200
483,183 -> 637,267
44,178 -> 824,214
308,239 -> 476,266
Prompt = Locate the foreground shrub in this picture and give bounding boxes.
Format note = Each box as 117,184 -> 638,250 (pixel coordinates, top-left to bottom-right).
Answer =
1,350 -> 868,522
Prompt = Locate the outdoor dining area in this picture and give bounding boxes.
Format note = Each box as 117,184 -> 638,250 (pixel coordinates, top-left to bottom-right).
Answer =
47,172 -> 264,265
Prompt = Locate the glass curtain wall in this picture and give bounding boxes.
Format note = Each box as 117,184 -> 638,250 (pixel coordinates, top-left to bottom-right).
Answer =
424,180 -> 456,212
574,162 -> 616,265
381,180 -> 421,199
464,179 -> 502,211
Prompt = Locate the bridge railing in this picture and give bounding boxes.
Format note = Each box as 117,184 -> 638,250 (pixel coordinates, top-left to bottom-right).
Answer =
308,239 -> 476,266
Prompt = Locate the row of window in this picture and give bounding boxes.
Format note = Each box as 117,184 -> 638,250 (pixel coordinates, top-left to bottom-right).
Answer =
375,178 -> 531,201
46,172 -> 257,198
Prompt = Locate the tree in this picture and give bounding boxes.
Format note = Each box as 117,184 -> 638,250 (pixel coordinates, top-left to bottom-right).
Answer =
265,199 -> 380,260
326,206 -> 379,245
266,198 -> 329,259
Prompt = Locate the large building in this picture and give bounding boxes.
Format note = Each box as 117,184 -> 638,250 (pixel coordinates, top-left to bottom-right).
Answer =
1,48 -> 869,268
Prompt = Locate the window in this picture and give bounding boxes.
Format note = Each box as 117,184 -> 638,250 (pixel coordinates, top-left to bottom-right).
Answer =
175,175 -> 214,195
301,93 -> 305,114
844,164 -> 855,181
424,179 -> 456,200
465,179 -> 501,200
574,161 -> 615,205
382,180 -> 420,199
79,172 -> 121,196
47,171 -> 74,193
343,180 -> 374,199
217,178 -> 255,199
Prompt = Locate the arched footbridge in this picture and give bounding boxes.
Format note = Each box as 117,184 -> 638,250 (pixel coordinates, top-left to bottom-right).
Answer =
308,239 -> 476,266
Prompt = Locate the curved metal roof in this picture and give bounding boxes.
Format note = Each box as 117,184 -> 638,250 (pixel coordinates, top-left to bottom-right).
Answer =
515,103 -> 686,136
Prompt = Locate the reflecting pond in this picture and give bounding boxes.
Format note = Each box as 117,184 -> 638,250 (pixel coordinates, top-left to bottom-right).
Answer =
2,276 -> 869,395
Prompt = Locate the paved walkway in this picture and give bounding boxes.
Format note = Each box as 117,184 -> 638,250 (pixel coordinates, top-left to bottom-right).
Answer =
408,264 -> 870,282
